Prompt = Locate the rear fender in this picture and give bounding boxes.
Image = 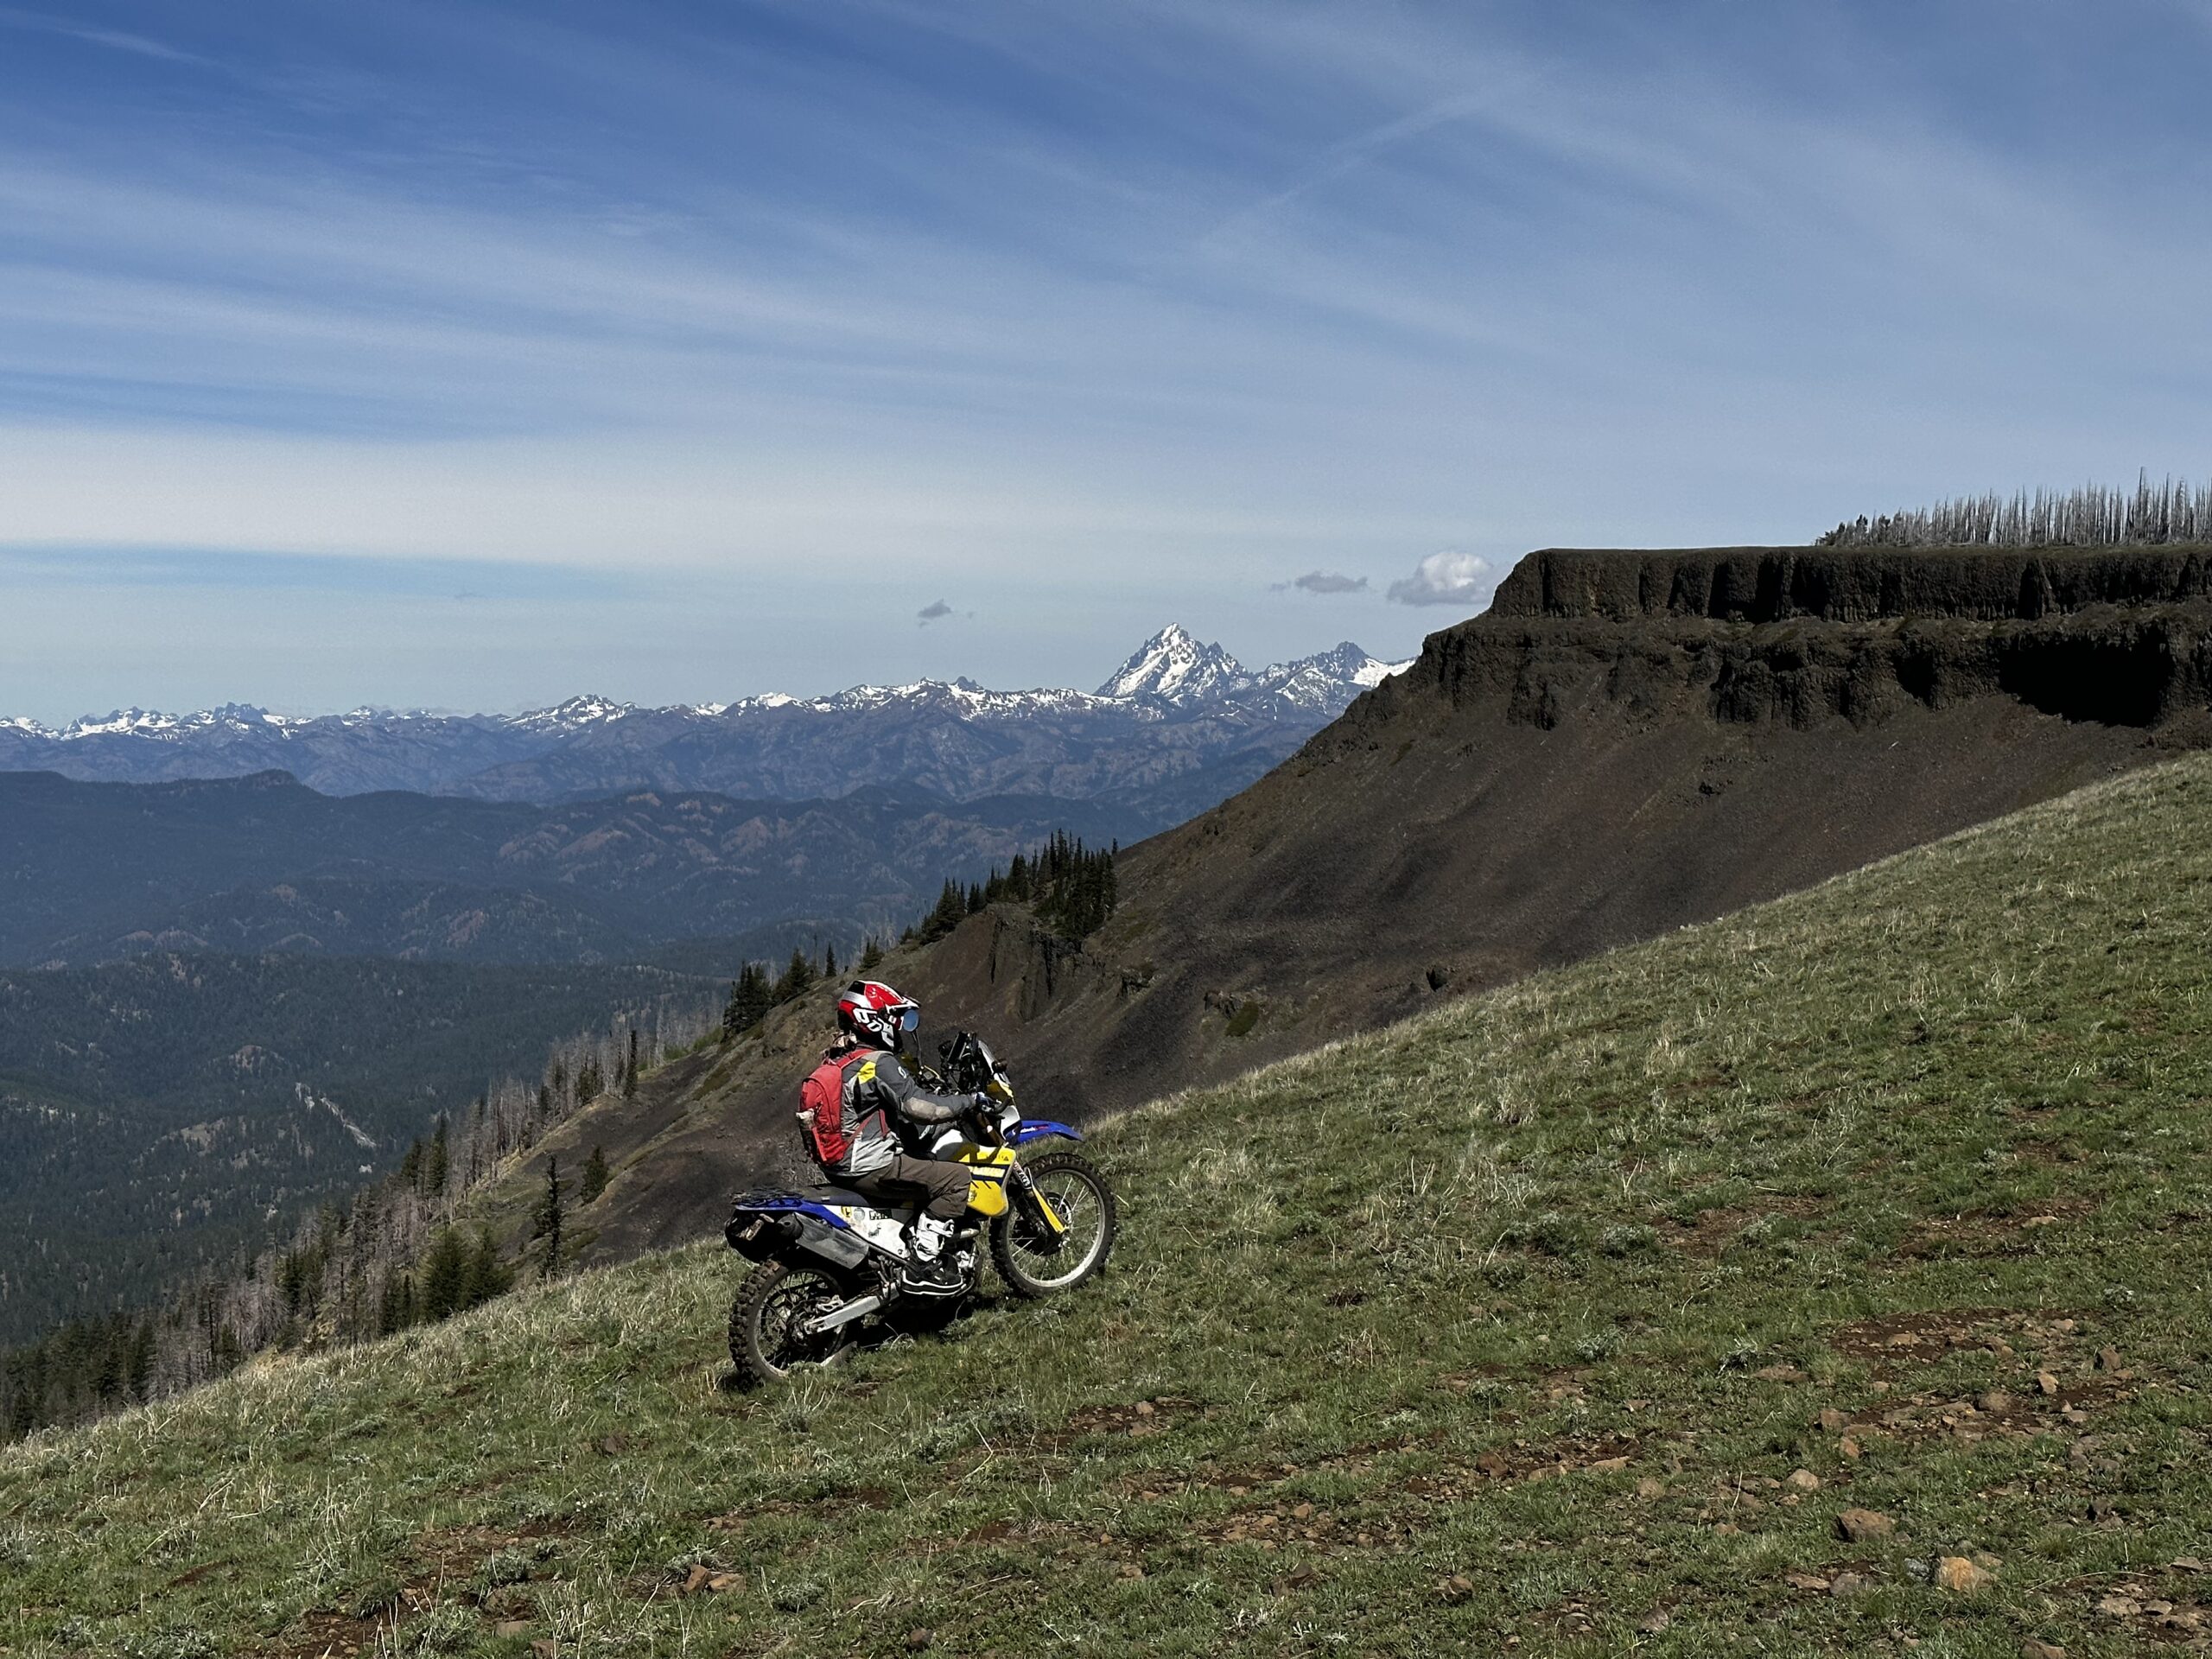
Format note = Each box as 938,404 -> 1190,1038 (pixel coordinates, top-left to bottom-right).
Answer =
728,1193 -> 871,1269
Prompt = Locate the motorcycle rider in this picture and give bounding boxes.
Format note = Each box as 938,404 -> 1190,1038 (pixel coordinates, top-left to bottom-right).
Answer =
812,980 -> 984,1293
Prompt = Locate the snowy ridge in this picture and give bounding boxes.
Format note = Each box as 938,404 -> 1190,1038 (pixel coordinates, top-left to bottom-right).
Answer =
3,627 -> 1410,742
1095,626 -> 1412,709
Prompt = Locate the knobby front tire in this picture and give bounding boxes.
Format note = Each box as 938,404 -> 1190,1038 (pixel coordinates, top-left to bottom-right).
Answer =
991,1150 -> 1116,1298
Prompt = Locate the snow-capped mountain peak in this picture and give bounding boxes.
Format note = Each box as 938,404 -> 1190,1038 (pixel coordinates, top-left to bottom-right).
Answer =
505,694 -> 634,734
1096,625 -> 1249,702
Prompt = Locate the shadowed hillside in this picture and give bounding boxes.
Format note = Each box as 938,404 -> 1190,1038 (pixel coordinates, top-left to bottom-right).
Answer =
7,758 -> 2211,1655
508,545 -> 2209,1268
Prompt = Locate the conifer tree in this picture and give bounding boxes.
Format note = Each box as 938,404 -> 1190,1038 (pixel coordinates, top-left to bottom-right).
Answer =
622,1027 -> 639,1098
858,937 -> 885,973
126,1319 -> 156,1402
724,962 -> 773,1036
537,1157 -> 565,1279
425,1115 -> 449,1196
773,947 -> 815,1003
581,1144 -> 610,1204
462,1228 -> 512,1307
378,1270 -> 417,1336
822,942 -> 838,978
418,1227 -> 469,1322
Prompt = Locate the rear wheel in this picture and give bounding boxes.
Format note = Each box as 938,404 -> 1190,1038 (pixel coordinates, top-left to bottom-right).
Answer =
729,1262 -> 857,1386
991,1152 -> 1116,1298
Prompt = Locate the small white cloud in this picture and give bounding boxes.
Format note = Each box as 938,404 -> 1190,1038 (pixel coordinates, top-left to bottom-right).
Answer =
1273,569 -> 1367,595
1387,550 -> 1494,608
917,598 -> 954,626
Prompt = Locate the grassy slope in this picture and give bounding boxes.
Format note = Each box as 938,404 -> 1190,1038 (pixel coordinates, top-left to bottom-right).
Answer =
8,760 -> 2212,1658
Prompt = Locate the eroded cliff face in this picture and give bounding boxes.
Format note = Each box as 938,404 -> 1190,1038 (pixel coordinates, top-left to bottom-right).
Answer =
1488,545 -> 2212,623
1371,545 -> 2212,736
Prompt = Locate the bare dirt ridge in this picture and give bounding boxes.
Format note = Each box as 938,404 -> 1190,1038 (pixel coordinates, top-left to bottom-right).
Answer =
513,543 -> 2212,1272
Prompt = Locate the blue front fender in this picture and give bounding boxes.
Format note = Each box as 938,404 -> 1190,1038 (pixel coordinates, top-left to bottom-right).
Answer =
1014,1119 -> 1083,1146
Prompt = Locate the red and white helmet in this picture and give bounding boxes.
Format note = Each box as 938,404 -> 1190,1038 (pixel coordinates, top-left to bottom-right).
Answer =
836,979 -> 918,1050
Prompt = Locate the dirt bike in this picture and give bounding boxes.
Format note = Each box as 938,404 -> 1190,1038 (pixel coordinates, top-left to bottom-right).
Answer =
721,1031 -> 1116,1384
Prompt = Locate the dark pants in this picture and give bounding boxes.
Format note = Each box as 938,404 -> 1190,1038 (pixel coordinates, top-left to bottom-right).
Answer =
849,1154 -> 969,1220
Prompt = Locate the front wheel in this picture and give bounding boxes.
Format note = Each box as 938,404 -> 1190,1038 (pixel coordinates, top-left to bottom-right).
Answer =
991,1151 -> 1116,1298
729,1262 -> 857,1386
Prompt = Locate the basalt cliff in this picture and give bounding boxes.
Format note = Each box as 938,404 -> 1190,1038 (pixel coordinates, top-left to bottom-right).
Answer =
494,545 -> 2212,1263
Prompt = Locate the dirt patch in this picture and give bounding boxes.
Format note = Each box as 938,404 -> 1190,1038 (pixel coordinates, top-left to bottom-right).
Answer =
1047,1395 -> 1205,1446
1826,1306 -> 2060,1364
1663,1197 -> 1828,1257
1899,1201 -> 2095,1260
265,1609 -> 388,1659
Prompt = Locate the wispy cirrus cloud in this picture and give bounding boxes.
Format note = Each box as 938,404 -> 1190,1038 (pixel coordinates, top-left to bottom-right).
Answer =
0,5 -> 209,65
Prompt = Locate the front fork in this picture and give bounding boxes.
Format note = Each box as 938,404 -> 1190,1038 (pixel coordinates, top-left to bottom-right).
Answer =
1008,1162 -> 1069,1246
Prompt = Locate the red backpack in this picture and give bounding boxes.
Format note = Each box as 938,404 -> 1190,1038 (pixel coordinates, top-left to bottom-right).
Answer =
798,1047 -> 872,1170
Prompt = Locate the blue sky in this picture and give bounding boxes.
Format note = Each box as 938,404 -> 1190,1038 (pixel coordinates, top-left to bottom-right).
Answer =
4,0 -> 2212,721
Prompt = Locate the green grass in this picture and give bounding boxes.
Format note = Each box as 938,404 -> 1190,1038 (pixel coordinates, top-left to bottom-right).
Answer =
9,760 -> 2212,1656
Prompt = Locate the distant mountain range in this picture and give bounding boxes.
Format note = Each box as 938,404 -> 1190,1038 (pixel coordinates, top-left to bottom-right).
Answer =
0,627 -> 1412,814
0,770 -> 1153,969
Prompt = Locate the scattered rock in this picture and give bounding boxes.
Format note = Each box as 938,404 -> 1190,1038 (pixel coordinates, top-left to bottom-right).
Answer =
2095,1595 -> 2139,1618
1756,1363 -> 1808,1381
1828,1573 -> 1867,1598
1786,1469 -> 1821,1492
1836,1508 -> 1895,1543
1134,1401 -> 1155,1416
1817,1408 -> 1849,1432
708,1573 -> 741,1592
1785,1571 -> 1831,1592
2087,1497 -> 2120,1522
2036,1371 -> 2062,1395
1588,1455 -> 1631,1474
2020,1642 -> 2066,1659
1838,1435 -> 1862,1461
2174,1556 -> 2208,1572
1637,1478 -> 1666,1498
1978,1390 -> 2012,1413
1637,1610 -> 1671,1633
1885,1332 -> 1923,1349
531,1644 -> 557,1659
1440,1573 -> 1476,1602
495,1623 -> 531,1637
595,1433 -> 631,1457
1936,1556 -> 1993,1593
907,1630 -> 935,1652
683,1565 -> 711,1596
2097,1346 -> 2123,1372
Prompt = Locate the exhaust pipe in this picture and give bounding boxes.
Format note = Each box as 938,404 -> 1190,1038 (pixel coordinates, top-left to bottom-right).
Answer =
801,1294 -> 882,1337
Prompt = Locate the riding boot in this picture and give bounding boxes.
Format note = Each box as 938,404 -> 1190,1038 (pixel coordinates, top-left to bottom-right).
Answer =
900,1214 -> 963,1294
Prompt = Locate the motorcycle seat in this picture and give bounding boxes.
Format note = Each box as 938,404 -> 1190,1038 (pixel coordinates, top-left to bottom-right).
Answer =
798,1182 -> 908,1215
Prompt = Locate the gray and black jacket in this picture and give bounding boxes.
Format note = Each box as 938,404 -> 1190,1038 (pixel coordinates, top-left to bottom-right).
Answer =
830,1041 -> 980,1177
